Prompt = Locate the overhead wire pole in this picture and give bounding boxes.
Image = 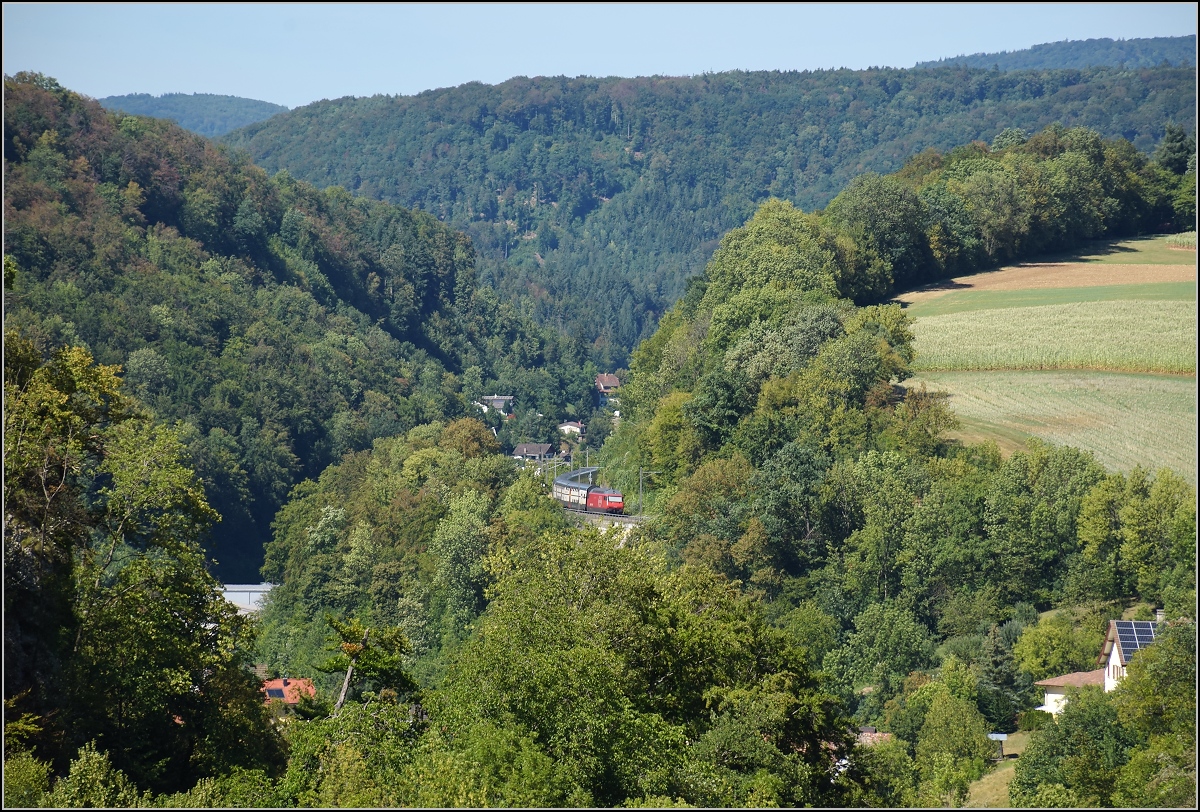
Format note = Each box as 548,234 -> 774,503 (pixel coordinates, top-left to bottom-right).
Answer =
638,468 -> 661,517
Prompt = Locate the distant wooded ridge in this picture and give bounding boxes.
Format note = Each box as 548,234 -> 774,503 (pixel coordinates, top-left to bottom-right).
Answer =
222,64 -> 1195,366
97,92 -> 289,137
916,35 -> 1196,70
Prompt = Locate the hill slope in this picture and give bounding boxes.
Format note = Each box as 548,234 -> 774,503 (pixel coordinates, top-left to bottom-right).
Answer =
223,65 -> 1196,364
98,92 -> 288,137
916,35 -> 1197,70
5,73 -> 597,580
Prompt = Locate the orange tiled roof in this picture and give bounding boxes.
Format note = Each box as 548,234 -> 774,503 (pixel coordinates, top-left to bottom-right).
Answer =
262,677 -> 316,705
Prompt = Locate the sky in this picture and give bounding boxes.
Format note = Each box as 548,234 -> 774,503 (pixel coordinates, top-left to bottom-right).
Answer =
4,3 -> 1196,109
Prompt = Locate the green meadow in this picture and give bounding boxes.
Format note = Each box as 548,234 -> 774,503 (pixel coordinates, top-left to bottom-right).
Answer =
1043,232 -> 1199,264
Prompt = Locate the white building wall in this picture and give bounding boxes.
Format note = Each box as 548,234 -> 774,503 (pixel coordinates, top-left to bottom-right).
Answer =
1104,647 -> 1124,693
1037,688 -> 1069,716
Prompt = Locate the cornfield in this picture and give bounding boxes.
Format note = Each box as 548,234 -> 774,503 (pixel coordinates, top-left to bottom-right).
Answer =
1165,231 -> 1197,250
911,300 -> 1196,374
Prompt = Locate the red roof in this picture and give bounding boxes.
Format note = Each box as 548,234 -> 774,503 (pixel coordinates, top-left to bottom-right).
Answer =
261,677 -> 316,705
596,373 -> 620,391
1034,669 -> 1105,689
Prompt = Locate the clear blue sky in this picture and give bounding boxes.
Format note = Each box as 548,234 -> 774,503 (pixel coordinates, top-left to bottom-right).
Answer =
4,3 -> 1196,109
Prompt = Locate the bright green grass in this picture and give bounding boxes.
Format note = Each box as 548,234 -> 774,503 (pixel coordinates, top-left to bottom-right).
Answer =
911,300 -> 1196,374
908,371 -> 1197,484
1047,233 -> 1200,265
905,281 -> 1196,318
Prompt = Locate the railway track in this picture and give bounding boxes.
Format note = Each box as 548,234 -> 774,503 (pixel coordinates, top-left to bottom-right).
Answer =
562,508 -> 648,526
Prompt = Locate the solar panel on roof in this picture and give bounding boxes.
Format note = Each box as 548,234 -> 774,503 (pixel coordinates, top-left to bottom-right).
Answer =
1114,620 -> 1161,656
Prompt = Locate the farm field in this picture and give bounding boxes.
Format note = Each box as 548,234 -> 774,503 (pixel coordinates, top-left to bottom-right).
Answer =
899,235 -> 1196,483
909,299 -> 1196,374
904,281 -> 1195,318
908,370 -> 1197,483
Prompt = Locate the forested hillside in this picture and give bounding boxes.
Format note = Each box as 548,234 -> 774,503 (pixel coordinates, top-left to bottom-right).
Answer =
5,77 -> 1195,805
223,64 -> 1196,364
4,73 -> 603,581
98,93 -> 289,138
916,35 -> 1196,70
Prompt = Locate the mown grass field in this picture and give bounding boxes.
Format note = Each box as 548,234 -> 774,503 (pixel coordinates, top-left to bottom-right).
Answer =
907,371 -> 1197,483
902,235 -> 1197,483
910,300 -> 1196,374
1046,233 -> 1198,264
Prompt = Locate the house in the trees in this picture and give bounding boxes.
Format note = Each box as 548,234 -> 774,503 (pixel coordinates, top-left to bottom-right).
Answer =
558,421 -> 584,436
1033,669 -> 1105,716
596,374 -> 620,405
477,395 -> 515,415
1032,615 -> 1165,716
1098,618 -> 1164,692
261,677 -> 316,707
513,443 -> 553,463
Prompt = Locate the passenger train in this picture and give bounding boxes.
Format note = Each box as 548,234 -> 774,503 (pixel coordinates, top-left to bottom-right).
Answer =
552,467 -> 625,514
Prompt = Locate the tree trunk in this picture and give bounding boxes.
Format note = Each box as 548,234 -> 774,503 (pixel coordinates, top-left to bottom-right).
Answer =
334,629 -> 369,713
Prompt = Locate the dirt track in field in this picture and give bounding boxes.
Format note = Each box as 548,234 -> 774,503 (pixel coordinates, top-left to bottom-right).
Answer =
895,262 -> 1197,306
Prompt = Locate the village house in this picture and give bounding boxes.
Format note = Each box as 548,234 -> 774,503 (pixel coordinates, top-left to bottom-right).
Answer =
261,677 -> 316,707
855,726 -> 894,747
476,394 -> 514,415
1032,613 -> 1165,717
1098,616 -> 1164,692
513,442 -> 553,463
1033,669 -> 1105,716
596,373 -> 620,405
557,421 -> 584,436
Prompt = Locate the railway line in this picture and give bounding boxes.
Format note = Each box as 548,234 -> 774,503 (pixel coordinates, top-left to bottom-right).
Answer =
562,507 -> 648,526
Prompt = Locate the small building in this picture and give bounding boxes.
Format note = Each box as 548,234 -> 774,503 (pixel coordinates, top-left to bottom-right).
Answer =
262,677 -> 316,707
596,374 -> 620,405
1033,669 -> 1105,716
513,442 -> 553,462
478,395 -> 514,415
558,421 -> 584,436
1098,619 -> 1163,692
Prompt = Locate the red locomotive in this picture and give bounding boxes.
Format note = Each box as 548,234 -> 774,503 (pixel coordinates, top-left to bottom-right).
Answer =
552,467 -> 624,514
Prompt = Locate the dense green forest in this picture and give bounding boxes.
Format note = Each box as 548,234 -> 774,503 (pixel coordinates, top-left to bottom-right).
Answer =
916,35 -> 1196,70
223,64 -> 1196,364
4,70 -> 1196,808
98,93 -> 289,138
4,73 -> 607,580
